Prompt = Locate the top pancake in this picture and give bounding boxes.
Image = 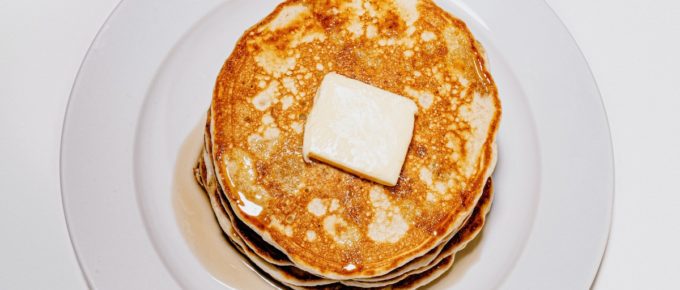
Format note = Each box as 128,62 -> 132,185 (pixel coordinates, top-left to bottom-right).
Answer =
209,0 -> 500,279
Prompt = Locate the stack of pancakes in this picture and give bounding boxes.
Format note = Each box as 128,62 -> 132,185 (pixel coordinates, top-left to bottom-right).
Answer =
194,0 -> 501,288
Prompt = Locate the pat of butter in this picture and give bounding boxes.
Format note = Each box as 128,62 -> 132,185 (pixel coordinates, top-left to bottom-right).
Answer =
303,73 -> 417,186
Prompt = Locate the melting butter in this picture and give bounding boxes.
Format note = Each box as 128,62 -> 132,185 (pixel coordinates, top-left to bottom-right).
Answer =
302,72 -> 417,186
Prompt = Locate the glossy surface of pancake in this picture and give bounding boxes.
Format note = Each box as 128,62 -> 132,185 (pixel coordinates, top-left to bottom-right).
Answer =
209,0 -> 500,278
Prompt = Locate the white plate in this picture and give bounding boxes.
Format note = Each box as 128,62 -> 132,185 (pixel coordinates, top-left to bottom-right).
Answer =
61,0 -> 614,289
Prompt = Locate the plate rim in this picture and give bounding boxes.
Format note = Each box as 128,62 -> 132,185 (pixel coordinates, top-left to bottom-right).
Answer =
541,0 -> 615,285
59,1 -> 124,288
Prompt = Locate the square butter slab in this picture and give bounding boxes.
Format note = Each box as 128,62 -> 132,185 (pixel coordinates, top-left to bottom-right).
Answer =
303,73 -> 417,186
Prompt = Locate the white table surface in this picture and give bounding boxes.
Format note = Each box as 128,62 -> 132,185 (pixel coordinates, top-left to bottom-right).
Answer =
1,0 -> 679,289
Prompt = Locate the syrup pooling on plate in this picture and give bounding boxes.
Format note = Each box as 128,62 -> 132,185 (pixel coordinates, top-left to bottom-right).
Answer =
172,118 -> 251,285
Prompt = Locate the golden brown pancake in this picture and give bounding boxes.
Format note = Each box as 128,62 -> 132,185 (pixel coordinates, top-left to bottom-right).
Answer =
196,145 -> 493,288
200,99 -> 494,285
213,162 -> 491,288
195,140 -> 335,286
287,180 -> 493,289
197,113 -> 294,266
203,0 -> 500,281
343,179 -> 493,287
197,118 -> 493,287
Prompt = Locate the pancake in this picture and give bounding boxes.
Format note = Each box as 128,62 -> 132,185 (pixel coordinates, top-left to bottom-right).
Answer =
198,116 -> 294,266
335,179 -> 493,288
200,108 -> 459,274
201,113 -> 453,279
286,256 -> 455,290
196,139 -> 335,286
342,179 -> 493,287
211,158 -> 490,288
281,179 -> 493,289
206,0 -> 501,280
197,121 -> 493,286
200,125 -> 336,286
196,144 -> 493,288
